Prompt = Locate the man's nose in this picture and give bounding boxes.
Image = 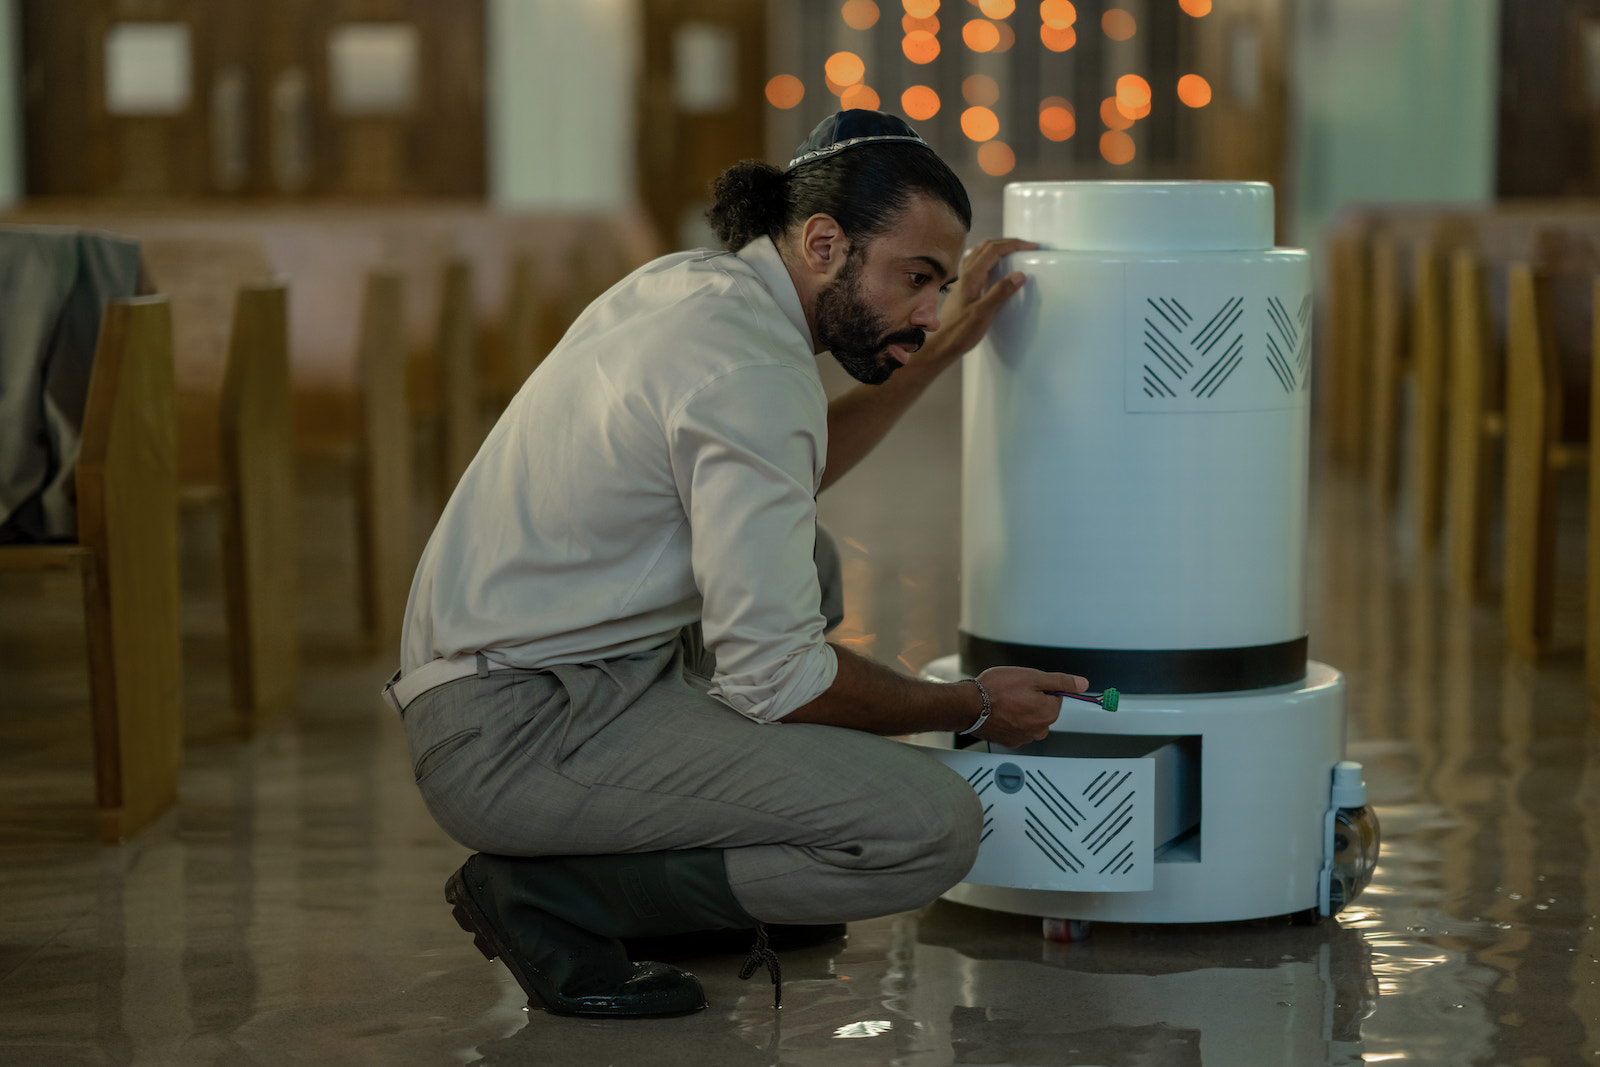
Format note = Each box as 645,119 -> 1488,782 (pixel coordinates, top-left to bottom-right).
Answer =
911,295 -> 940,332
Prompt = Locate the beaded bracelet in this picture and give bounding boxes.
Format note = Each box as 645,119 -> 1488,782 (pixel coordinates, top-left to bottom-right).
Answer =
959,677 -> 992,735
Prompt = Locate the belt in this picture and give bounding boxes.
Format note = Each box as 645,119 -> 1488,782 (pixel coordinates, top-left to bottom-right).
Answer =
382,651 -> 511,713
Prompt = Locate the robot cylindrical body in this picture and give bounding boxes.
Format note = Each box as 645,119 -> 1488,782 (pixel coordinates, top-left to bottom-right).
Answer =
960,182 -> 1312,693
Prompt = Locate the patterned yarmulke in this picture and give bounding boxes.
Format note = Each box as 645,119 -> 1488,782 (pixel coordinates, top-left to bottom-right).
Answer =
786,110 -> 932,171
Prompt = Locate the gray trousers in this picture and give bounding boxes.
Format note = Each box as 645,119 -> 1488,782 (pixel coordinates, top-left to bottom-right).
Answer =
400,529 -> 982,925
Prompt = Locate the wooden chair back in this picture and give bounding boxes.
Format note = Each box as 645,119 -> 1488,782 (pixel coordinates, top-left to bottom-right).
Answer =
219,282 -> 299,727
76,296 -> 183,841
1409,243 -> 1448,549
435,258 -> 480,499
1503,263 -> 1589,660
1368,236 -> 1408,503
1445,249 -> 1503,598
354,271 -> 413,647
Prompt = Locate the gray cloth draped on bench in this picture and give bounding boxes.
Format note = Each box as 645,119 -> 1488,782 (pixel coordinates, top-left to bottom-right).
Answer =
0,226 -> 143,543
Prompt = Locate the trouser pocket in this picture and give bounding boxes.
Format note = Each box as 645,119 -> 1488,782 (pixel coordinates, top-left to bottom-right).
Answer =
412,726 -> 482,783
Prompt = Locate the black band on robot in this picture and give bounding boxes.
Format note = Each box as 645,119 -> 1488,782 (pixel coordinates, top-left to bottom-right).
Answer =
959,677 -> 991,735
958,632 -> 1309,695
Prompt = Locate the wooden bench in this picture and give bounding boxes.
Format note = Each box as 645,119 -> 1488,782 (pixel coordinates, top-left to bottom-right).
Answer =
0,297 -> 183,842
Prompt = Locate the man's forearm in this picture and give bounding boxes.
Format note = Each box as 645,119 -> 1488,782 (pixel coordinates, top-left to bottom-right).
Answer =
821,348 -> 955,491
780,641 -> 983,734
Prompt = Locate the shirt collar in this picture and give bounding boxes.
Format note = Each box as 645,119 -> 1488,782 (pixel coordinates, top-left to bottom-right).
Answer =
736,236 -> 814,351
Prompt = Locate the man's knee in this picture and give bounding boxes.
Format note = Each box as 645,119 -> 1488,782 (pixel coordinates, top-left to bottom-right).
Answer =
917,761 -> 984,890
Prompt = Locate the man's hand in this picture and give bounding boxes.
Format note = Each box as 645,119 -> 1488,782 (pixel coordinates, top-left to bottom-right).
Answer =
916,237 -> 1040,368
971,666 -> 1086,747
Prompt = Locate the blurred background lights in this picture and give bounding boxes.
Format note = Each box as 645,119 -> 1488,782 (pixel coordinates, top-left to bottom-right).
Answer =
1102,8 -> 1136,39
1179,0 -> 1212,15
978,0 -> 1016,17
901,84 -> 941,120
963,19 -> 1001,51
842,0 -> 882,30
765,74 -> 804,110
1100,129 -> 1135,163
1100,96 -> 1133,131
963,74 -> 1000,106
1038,96 -> 1075,140
993,21 -> 1016,50
841,83 -> 881,110
977,140 -> 1015,175
1039,0 -> 1076,28
961,105 -> 1000,141
825,51 -> 865,87
902,12 -> 940,32
1178,73 -> 1212,107
1040,24 -> 1076,50
903,0 -> 940,17
902,30 -> 941,63
1116,74 -> 1151,119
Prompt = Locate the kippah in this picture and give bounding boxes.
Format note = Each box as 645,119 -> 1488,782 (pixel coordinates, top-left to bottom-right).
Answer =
786,110 -> 932,171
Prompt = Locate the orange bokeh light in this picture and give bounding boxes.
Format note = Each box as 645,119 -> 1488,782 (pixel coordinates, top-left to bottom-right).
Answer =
1103,8 -> 1136,39
1116,74 -> 1151,108
841,83 -> 881,110
963,74 -> 1000,106
963,18 -> 1000,50
825,51 -> 865,87
902,12 -> 939,32
1100,96 -> 1133,131
1039,96 -> 1075,140
978,140 -> 1016,176
1040,24 -> 1076,50
903,0 -> 939,16
765,74 -> 805,110
1179,0 -> 1212,14
961,105 -> 1000,141
979,0 -> 1015,17
1116,74 -> 1151,119
1178,73 -> 1212,108
842,0 -> 881,30
902,30 -> 941,63
994,20 -> 1015,50
1040,0 -> 1076,28
1100,129 -> 1135,164
901,84 -> 941,120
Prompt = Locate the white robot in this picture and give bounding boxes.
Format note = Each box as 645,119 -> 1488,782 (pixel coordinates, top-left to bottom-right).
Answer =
912,181 -> 1378,935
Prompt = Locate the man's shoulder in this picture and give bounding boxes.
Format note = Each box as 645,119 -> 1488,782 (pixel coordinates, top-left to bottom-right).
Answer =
608,249 -> 811,368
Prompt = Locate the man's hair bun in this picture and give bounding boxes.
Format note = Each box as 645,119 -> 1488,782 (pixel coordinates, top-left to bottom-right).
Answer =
706,160 -> 788,251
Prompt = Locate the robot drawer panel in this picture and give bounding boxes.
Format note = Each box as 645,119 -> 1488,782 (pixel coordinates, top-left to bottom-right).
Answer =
938,749 -> 1158,893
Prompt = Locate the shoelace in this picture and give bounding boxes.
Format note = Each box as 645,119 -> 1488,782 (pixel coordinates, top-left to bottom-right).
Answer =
738,923 -> 782,1008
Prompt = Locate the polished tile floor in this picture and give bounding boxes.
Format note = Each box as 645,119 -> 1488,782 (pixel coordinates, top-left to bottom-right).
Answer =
4,359 -> 1600,1066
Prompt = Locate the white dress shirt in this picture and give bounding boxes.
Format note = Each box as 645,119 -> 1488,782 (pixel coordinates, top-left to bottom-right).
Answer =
398,237 -> 840,723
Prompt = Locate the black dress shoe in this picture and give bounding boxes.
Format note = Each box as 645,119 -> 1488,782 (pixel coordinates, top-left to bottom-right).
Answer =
446,861 -> 707,1017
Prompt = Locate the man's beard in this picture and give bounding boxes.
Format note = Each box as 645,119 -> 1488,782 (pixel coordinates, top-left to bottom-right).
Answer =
814,252 -> 926,385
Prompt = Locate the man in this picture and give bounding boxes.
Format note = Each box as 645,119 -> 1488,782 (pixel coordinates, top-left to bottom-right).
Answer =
388,111 -> 1087,1018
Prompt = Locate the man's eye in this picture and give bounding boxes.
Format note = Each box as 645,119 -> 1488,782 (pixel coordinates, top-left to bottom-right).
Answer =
910,273 -> 929,287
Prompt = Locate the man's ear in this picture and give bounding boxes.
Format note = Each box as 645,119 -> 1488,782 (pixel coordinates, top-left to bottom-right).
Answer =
799,214 -> 849,280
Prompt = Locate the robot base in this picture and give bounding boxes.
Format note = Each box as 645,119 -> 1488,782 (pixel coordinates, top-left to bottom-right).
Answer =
911,655 -> 1345,925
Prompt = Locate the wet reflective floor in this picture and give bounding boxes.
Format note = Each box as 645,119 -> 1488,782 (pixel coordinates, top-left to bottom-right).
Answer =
4,359 -> 1600,1065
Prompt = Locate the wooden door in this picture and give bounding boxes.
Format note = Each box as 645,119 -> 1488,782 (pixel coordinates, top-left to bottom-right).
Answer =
637,0 -> 767,250
19,0 -> 484,199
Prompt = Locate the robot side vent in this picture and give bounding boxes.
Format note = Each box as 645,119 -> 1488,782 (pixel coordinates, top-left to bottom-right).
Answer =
941,750 -> 1155,893
1123,265 -> 1312,414
1139,295 -> 1247,400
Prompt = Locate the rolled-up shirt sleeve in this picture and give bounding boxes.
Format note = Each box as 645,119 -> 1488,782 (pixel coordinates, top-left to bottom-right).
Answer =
668,363 -> 838,722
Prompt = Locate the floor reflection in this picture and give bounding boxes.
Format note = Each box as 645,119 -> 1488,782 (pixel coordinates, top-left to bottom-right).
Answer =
3,360 -> 1600,1063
